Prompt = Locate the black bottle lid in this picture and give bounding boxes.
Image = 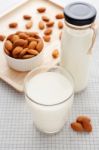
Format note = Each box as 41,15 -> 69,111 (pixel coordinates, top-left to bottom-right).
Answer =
64,2 -> 97,26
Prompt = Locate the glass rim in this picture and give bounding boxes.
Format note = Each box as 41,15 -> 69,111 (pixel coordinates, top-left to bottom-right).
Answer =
24,65 -> 74,107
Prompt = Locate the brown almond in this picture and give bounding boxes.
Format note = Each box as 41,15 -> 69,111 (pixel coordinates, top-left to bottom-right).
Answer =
58,21 -> 63,29
12,35 -> 20,43
22,54 -> 34,59
29,41 -> 37,49
52,49 -> 59,59
27,32 -> 38,37
76,116 -> 91,123
42,16 -> 50,22
7,34 -> 14,41
14,39 -> 28,47
46,21 -> 54,27
27,49 -> 39,56
71,122 -> 84,132
23,15 -> 32,20
37,7 -> 46,13
4,48 -> 10,56
0,35 -> 5,41
12,46 -> 23,58
82,120 -> 92,132
36,40 -> 44,52
56,13 -> 64,19
19,48 -> 28,58
5,40 -> 13,51
19,33 -> 28,39
25,21 -> 33,29
39,21 -> 45,30
9,22 -> 18,28
43,35 -> 51,42
44,29 -> 52,35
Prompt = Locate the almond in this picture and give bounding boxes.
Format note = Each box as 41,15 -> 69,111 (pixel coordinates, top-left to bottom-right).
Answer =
76,116 -> 91,123
12,46 -> 23,58
52,49 -> 59,59
12,35 -> 20,43
27,49 -> 39,56
5,40 -> 13,51
56,13 -> 64,19
14,39 -> 28,47
19,48 -> 28,58
58,21 -> 63,29
25,21 -> 33,29
46,21 -> 54,27
9,22 -> 18,28
37,7 -> 46,13
71,122 -> 84,132
44,29 -> 52,35
82,120 -> 92,132
27,32 -> 38,37
43,35 -> 51,42
23,15 -> 32,20
29,41 -> 37,49
22,54 -> 34,59
36,40 -> 44,52
19,33 -> 28,39
7,34 -> 14,41
4,48 -> 10,56
39,21 -> 45,30
42,16 -> 50,22
0,35 -> 5,41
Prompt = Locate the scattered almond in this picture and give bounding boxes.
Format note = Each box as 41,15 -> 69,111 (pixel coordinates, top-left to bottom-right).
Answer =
56,13 -> 64,19
76,116 -> 91,123
25,21 -> 33,29
43,35 -> 51,42
37,7 -> 46,13
0,35 -> 5,41
52,49 -> 59,59
44,29 -> 52,35
9,22 -> 18,28
39,21 -> 45,30
71,122 -> 84,132
58,21 -> 63,29
42,16 -> 50,22
5,40 -> 13,51
82,120 -> 92,132
23,15 -> 32,20
46,21 -> 54,27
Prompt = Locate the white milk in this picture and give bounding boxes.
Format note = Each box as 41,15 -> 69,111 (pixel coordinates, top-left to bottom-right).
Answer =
25,72 -> 73,134
61,25 -> 93,92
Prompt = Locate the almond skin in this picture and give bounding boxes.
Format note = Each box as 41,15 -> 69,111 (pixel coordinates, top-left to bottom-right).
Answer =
39,21 -> 45,30
29,41 -> 37,49
52,49 -> 59,59
42,16 -> 50,22
71,122 -> 84,132
58,21 -> 63,29
36,40 -> 44,52
37,7 -> 46,13
82,120 -> 92,132
56,13 -> 64,19
43,35 -> 51,42
23,15 -> 32,20
0,35 -> 5,41
44,29 -> 52,35
22,54 -> 34,59
5,40 -> 13,51
46,21 -> 54,27
27,49 -> 39,56
76,116 -> 91,123
14,39 -> 28,47
9,22 -> 18,28
25,21 -> 33,29
12,46 -> 23,58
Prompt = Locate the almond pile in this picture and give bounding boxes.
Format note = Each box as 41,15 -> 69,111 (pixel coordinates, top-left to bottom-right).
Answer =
71,115 -> 92,133
4,32 -> 44,59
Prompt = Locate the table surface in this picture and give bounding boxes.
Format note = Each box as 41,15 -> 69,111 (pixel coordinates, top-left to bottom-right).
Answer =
0,0 -> 99,150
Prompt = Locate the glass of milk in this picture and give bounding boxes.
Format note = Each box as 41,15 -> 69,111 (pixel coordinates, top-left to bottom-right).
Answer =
24,65 -> 74,134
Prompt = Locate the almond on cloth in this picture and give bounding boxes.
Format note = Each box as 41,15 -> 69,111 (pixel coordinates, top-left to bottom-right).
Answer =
46,21 -> 54,27
76,115 -> 91,123
23,15 -> 32,20
42,16 -> 50,22
44,29 -> 52,35
39,21 -> 45,30
37,7 -> 46,13
52,49 -> 59,59
71,122 -> 84,132
25,21 -> 33,29
58,21 -> 64,29
9,22 -> 18,28
0,35 -> 5,41
56,13 -> 64,19
43,35 -> 51,42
